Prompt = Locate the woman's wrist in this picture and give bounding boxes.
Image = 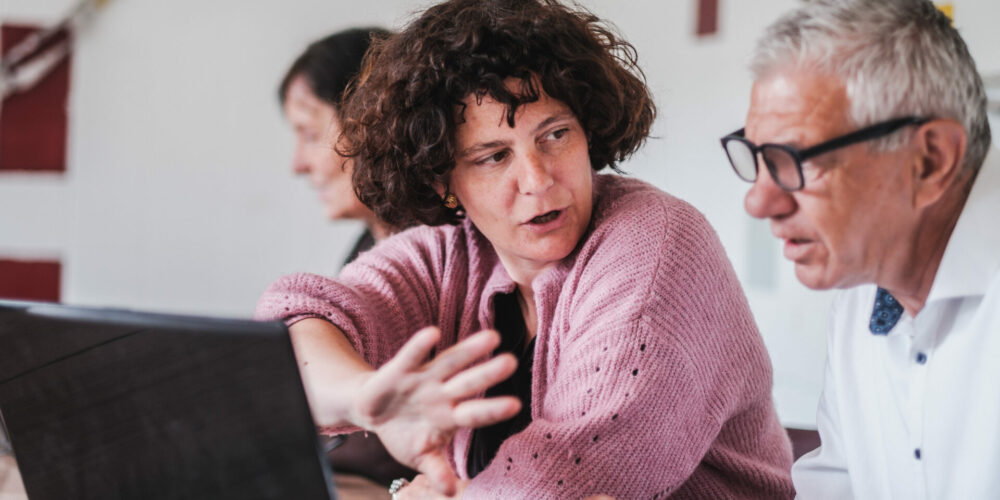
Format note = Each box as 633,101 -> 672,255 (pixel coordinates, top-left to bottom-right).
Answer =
342,369 -> 379,430
289,318 -> 379,429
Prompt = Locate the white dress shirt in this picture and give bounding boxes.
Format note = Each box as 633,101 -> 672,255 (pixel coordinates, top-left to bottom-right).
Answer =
792,149 -> 1000,500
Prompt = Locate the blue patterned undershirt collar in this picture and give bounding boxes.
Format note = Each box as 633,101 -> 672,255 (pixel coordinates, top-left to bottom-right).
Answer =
869,287 -> 904,335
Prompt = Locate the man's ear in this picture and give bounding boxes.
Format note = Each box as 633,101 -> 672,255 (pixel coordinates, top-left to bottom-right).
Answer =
911,118 -> 967,210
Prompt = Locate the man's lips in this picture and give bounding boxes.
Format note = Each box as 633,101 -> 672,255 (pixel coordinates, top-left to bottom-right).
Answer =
772,226 -> 813,246
782,237 -> 815,261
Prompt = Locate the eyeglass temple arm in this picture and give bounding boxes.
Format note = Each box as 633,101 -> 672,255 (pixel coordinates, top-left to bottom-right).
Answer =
798,117 -> 929,160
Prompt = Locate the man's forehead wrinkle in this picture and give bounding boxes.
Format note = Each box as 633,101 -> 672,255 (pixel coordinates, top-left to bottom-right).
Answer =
802,85 -> 850,135
749,71 -> 852,146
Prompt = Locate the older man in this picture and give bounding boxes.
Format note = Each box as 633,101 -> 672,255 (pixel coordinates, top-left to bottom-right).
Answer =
721,0 -> 998,498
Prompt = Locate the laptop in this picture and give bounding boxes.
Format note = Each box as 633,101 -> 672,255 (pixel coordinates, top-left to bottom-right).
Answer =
0,299 -> 337,500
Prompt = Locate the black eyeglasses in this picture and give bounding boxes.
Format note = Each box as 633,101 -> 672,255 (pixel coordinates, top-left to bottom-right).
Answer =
720,116 -> 930,191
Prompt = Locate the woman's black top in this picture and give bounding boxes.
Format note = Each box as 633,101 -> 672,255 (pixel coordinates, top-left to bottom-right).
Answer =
466,292 -> 536,478
343,229 -> 375,266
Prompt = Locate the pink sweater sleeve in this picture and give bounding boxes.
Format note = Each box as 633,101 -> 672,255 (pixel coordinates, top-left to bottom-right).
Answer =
254,226 -> 457,375
463,193 -> 786,498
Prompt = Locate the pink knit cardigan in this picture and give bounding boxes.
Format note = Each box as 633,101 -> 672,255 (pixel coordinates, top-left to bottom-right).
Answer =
256,175 -> 794,499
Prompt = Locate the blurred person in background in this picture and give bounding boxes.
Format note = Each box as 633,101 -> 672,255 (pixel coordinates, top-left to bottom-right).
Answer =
279,27 -> 413,498
280,27 -> 397,259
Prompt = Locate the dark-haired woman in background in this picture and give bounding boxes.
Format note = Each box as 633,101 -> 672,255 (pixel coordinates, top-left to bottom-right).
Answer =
260,1 -> 794,498
280,27 -> 395,257
278,28 -> 414,498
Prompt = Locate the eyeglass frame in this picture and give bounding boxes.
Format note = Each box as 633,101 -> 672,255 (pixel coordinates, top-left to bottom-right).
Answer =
720,116 -> 931,191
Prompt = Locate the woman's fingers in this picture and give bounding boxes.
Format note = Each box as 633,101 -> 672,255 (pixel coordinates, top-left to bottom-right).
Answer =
442,352 -> 518,399
395,475 -> 430,500
424,329 -> 501,379
385,326 -> 441,372
452,395 -> 522,428
415,452 -> 460,496
356,328 -> 441,421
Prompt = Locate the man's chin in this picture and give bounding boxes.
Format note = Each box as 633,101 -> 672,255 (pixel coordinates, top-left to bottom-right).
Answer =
793,263 -> 837,291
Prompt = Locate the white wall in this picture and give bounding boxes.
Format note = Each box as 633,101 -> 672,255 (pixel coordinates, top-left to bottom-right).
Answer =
2,0 -> 998,428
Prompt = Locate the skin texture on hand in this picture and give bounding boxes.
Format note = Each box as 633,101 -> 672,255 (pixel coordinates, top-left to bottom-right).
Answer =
395,477 -> 619,499
353,327 -> 520,495
288,320 -> 520,496
397,475 -> 467,500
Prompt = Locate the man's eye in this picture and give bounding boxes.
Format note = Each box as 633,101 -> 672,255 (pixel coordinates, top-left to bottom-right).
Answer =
551,128 -> 569,139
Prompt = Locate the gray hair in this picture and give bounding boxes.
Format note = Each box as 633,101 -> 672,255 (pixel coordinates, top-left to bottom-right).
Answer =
751,0 -> 991,173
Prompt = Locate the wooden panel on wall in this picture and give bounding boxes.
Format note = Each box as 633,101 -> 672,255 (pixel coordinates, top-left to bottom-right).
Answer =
696,0 -> 719,37
0,259 -> 61,301
0,24 -> 70,173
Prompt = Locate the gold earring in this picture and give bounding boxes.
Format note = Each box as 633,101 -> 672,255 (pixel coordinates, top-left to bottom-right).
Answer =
443,193 -> 459,209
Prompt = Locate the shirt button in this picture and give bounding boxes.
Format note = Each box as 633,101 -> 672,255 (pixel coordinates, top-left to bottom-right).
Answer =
915,448 -> 922,460
915,352 -> 928,364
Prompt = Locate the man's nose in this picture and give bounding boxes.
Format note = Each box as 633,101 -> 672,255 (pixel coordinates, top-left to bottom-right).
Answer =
744,162 -> 796,220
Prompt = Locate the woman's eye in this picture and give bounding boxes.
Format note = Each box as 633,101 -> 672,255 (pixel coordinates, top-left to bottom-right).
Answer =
550,128 -> 569,140
478,151 -> 508,165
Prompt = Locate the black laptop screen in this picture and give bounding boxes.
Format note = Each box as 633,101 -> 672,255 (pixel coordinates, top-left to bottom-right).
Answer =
0,301 -> 335,500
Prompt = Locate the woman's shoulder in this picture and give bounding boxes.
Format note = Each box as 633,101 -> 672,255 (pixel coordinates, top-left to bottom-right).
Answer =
569,175 -> 735,317
350,220 -> 501,290
588,174 -> 718,253
361,222 -> 470,263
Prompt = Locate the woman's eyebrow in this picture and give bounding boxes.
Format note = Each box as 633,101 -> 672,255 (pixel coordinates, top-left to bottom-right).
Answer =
456,112 -> 575,158
532,112 -> 575,134
457,140 -> 509,159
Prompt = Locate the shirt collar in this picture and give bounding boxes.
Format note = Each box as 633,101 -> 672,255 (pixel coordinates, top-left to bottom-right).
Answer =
926,147 -> 1000,303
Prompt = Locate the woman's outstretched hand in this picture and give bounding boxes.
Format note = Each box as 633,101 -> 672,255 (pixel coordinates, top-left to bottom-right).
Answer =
352,327 -> 520,496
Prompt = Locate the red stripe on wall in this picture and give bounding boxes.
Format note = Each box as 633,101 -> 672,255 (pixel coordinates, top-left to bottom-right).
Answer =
697,0 -> 719,37
0,259 -> 61,302
0,24 -> 71,172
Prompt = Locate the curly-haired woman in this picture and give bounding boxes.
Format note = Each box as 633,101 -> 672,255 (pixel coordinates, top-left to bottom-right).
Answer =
257,1 -> 794,498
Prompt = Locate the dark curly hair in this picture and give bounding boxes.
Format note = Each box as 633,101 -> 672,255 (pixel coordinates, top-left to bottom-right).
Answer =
340,0 -> 656,227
